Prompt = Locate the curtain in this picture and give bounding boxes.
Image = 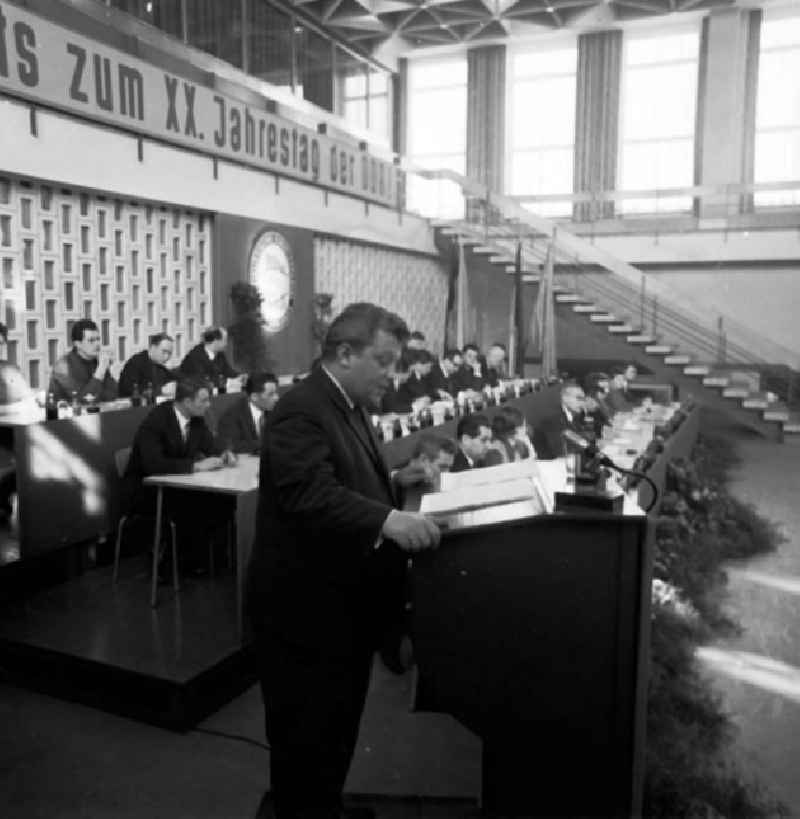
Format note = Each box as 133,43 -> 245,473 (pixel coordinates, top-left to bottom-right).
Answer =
467,45 -> 506,207
573,30 -> 622,222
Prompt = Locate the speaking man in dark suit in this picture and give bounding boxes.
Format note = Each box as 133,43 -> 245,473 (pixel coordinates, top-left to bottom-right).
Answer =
216,372 -> 279,454
179,327 -> 242,389
532,382 -> 590,460
247,302 -> 440,819
123,376 -> 236,573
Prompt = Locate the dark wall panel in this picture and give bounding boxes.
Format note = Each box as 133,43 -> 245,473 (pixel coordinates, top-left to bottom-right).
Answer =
213,215 -> 314,374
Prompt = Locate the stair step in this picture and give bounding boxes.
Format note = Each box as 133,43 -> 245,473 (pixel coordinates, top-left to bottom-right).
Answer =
472,245 -> 498,255
743,397 -> 769,409
489,255 -> 514,264
664,354 -> 691,365
783,422 -> 800,434
608,324 -> 636,334
645,345 -> 673,354
723,386 -> 751,398
703,376 -> 730,387
573,304 -> 599,313
627,335 -> 656,344
556,294 -> 583,303
764,406 -> 791,422
684,365 -> 711,376
590,314 -> 619,323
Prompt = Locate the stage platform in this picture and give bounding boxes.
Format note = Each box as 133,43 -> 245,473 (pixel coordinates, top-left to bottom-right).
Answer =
0,560 -> 254,731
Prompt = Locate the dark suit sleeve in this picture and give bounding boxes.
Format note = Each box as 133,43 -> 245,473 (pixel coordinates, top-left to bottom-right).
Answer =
136,415 -> 195,475
268,411 -> 392,542
118,358 -> 140,398
532,419 -> 563,460
217,353 -> 239,379
483,448 -> 503,467
179,349 -> 204,377
218,406 -> 258,454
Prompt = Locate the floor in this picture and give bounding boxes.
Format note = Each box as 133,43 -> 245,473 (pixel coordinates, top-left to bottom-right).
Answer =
696,434 -> 800,816
1,653 -> 481,819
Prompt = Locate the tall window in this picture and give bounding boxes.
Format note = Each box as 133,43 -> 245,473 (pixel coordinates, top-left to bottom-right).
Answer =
406,57 -> 468,218
755,12 -> 800,206
619,29 -> 699,213
337,57 -> 391,143
508,43 -> 577,218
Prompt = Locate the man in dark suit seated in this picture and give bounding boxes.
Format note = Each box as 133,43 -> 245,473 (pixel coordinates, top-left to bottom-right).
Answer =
451,413 -> 492,472
452,343 -> 486,393
122,376 -> 237,575
118,332 -> 178,399
484,342 -> 508,388
393,349 -> 433,412
247,302 -> 440,819
394,434 -> 457,506
216,372 -> 279,454
606,365 -> 635,414
50,319 -> 118,403
425,348 -> 459,400
179,326 -> 242,390
532,382 -> 590,460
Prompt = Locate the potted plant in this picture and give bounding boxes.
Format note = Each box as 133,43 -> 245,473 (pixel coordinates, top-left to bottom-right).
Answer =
228,281 -> 273,373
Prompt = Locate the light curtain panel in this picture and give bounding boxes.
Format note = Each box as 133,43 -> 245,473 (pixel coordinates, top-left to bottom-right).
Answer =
0,175 -> 212,389
314,238 -> 448,355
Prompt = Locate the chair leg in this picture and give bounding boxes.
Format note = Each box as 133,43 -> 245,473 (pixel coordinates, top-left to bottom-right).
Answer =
151,488 -> 164,608
170,522 -> 180,593
112,516 -> 128,585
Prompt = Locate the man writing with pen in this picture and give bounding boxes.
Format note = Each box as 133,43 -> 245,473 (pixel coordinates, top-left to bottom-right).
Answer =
122,376 -> 238,581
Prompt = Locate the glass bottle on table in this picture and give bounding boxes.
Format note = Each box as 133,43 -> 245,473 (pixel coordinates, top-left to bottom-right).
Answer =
45,391 -> 58,421
142,381 -> 154,407
131,382 -> 142,407
217,373 -> 227,395
71,391 -> 82,417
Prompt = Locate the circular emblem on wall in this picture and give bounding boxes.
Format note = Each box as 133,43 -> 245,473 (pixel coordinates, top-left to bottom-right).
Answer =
248,231 -> 294,334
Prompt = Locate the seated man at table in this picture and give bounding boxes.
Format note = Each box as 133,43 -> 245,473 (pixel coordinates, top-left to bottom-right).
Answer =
394,434 -> 457,503
216,372 -> 279,454
533,382 -> 591,460
452,344 -> 486,393
180,327 -> 242,390
118,332 -> 178,400
452,413 -> 491,473
393,349 -> 433,412
426,349 -> 459,400
484,343 -> 507,388
606,365 -> 635,414
123,376 -> 236,575
50,319 -> 118,403
485,406 -> 536,466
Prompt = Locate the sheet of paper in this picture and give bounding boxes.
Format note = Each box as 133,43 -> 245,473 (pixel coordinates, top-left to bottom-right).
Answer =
420,476 -> 539,515
439,458 -> 539,492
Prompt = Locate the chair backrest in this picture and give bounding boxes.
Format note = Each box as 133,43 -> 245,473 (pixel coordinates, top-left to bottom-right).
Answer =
114,447 -> 132,478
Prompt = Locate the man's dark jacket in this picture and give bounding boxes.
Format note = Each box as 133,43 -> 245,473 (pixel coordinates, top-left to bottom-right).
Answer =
246,366 -> 406,658
179,343 -> 238,384
392,372 -> 430,412
118,350 -> 177,398
532,407 -> 590,460
425,363 -> 453,398
121,400 -> 219,512
217,395 -> 262,454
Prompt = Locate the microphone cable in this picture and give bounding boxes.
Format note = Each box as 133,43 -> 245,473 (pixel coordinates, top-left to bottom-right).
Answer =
603,464 -> 660,514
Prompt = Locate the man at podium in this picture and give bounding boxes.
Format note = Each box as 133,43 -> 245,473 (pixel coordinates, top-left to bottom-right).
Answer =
247,302 -> 440,819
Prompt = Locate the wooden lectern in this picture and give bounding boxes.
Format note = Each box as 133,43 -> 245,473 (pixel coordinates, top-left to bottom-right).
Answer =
411,504 -> 650,818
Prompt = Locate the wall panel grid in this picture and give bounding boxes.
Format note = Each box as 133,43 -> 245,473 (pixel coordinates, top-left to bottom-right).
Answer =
0,175 -> 212,390
313,238 -> 448,355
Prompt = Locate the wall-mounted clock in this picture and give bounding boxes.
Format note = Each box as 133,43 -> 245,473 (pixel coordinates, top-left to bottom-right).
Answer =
248,231 -> 294,334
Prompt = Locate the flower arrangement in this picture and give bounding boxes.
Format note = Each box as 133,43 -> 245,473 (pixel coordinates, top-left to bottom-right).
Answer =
227,282 -> 273,374
644,432 -> 787,818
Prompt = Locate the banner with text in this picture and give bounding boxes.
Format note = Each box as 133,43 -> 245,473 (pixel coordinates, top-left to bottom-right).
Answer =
0,2 -> 402,207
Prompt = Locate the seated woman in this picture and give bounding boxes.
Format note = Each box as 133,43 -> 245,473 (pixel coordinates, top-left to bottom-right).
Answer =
484,406 -> 536,466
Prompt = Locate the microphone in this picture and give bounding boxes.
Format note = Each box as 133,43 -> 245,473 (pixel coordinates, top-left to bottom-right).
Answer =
561,429 -> 613,467
562,428 -> 659,513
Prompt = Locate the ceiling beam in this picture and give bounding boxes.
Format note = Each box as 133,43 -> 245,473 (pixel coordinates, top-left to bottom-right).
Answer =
322,0 -> 346,21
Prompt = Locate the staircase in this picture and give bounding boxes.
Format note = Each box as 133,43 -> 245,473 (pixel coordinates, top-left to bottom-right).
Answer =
411,168 -> 800,442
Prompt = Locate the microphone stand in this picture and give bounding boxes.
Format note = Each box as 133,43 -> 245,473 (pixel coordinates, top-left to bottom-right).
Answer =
588,454 -> 660,514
